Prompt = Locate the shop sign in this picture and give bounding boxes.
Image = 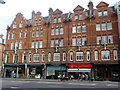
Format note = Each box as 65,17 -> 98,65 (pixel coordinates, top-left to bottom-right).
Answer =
67,64 -> 92,68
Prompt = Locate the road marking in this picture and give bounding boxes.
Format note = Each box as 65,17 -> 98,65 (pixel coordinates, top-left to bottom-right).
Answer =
68,83 -> 96,86
107,84 -> 118,87
10,86 -> 20,89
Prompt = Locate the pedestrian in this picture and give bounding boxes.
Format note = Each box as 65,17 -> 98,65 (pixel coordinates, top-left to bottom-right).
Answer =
70,75 -> 74,80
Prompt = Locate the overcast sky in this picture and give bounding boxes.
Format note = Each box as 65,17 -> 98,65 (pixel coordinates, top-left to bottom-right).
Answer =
0,0 -> 117,38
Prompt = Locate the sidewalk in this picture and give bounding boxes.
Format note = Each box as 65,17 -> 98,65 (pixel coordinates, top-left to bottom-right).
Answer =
2,78 -> 118,83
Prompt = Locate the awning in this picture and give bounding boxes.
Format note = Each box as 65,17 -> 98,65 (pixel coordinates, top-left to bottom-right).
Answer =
67,68 -> 91,72
67,63 -> 92,68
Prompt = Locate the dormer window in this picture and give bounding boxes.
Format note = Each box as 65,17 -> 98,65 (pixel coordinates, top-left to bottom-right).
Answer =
19,21 -> 23,28
98,11 -> 102,17
13,22 -> 17,29
75,15 -> 78,20
54,18 -> 57,23
103,11 -> 108,16
58,17 -> 61,23
79,14 -> 83,20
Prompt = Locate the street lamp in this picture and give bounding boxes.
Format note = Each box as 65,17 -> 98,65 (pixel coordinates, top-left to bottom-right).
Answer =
0,0 -> 5,4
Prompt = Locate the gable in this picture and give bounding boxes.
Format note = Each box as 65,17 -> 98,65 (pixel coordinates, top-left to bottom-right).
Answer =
96,1 -> 109,8
73,5 -> 84,12
53,9 -> 63,15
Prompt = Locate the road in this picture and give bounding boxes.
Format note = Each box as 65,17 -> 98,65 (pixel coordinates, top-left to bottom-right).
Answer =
1,78 -> 120,90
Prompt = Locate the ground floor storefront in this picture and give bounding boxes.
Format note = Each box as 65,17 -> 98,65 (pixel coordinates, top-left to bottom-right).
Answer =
4,63 -> 45,79
93,63 -> 120,81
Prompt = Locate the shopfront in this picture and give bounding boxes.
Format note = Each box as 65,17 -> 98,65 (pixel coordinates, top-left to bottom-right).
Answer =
67,63 -> 92,79
46,64 -> 67,79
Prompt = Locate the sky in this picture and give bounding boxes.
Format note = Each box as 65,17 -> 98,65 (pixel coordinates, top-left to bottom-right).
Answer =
0,0 -> 117,39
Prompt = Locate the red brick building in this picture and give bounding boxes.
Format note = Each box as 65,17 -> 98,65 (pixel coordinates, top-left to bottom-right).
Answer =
4,1 -> 120,81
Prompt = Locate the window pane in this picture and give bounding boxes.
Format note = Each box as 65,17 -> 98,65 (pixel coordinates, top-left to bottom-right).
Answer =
72,26 -> 76,33
95,51 -> 98,60
98,12 -> 102,17
54,53 -> 60,61
107,22 -> 112,30
103,11 -> 108,16
101,51 -> 110,60
76,52 -> 83,61
102,23 -> 106,31
114,50 -> 118,60
96,24 -> 100,31
60,27 -> 64,35
51,28 -> 54,35
97,36 -> 101,44
108,36 -> 113,44
77,26 -> 81,33
82,25 -> 86,32
70,52 -> 73,61
72,38 -> 76,46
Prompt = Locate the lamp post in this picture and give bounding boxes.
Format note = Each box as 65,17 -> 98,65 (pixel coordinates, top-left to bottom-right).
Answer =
0,0 -> 5,4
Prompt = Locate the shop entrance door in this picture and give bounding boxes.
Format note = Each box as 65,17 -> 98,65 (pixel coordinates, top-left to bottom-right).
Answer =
104,68 -> 109,80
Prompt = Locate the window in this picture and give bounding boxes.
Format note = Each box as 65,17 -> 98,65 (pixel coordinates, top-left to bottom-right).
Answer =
29,53 -> 32,62
59,39 -> 63,47
35,20 -> 38,26
82,25 -> 86,32
101,51 -> 110,60
36,31 -> 39,37
55,39 -> 59,45
58,17 -> 61,23
77,26 -> 81,33
103,11 -> 108,16
82,38 -> 87,45
24,31 -> 27,38
42,53 -> 45,62
8,33 -> 10,40
72,26 -> 76,33
19,21 -> 23,28
86,51 -> 90,61
15,42 -> 18,52
31,41 -> 35,48
60,27 -> 64,35
54,18 -> 57,23
12,33 -> 14,39
35,41 -> 39,48
53,53 -> 60,61
34,54 -> 40,62
14,54 -> 18,64
48,52 -> 51,62
75,15 -> 78,20
63,52 -> 66,61
95,51 -> 98,60
114,50 -> 118,60
98,12 -> 102,17
13,22 -> 17,29
11,42 -> 14,50
77,38 -> 81,46
20,32 -> 23,38
102,36 -> 107,44
51,40 -> 54,47
76,52 -> 83,61
70,52 -> 73,61
79,14 -> 83,20
107,22 -> 112,30
108,36 -> 113,44
97,36 -> 101,44
22,53 -> 26,63
51,28 -> 54,35
39,41 -> 43,48
5,53 -> 9,63
72,38 -> 76,46
55,28 -> 59,35
96,24 -> 100,31
39,30 -> 43,37
32,31 -> 36,37
19,40 -> 22,49
102,23 -> 106,31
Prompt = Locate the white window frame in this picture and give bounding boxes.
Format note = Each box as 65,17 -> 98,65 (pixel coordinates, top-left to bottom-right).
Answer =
39,41 -> 43,48
48,52 -> 51,62
19,41 -> 22,49
114,50 -> 118,60
82,38 -> 87,45
60,27 -> 64,35
31,42 -> 35,48
76,52 -> 83,61
70,52 -> 73,61
108,35 -> 113,44
72,38 -> 76,46
102,36 -> 107,44
103,11 -> 108,16
95,51 -> 98,61
29,53 -> 32,62
107,22 -> 112,30
51,28 -> 54,35
54,18 -> 57,23
42,53 -> 45,62
75,15 -> 78,20
58,17 -> 61,23
97,36 -> 101,44
34,54 -> 40,62
96,23 -> 100,31
77,26 -> 81,33
35,41 -> 39,49
51,40 -> 54,47
63,52 -> 66,61
59,39 -> 63,47
8,33 -> 10,40
53,53 -> 60,61
102,23 -> 106,31
82,25 -> 86,32
101,51 -> 110,60
98,12 -> 102,17
79,14 -> 83,20
55,28 -> 59,35
86,51 -> 90,61
72,26 -> 76,33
